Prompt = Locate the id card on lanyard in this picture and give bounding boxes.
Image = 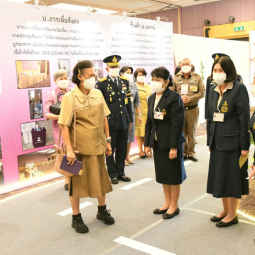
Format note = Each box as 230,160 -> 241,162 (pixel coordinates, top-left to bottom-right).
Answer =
154,111 -> 164,120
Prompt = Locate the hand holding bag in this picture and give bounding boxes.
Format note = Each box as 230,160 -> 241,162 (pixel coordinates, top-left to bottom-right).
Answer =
54,94 -> 83,177
50,92 -> 64,115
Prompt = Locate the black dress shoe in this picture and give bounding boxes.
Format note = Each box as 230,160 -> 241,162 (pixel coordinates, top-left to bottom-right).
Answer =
153,208 -> 168,214
111,177 -> 119,184
184,156 -> 188,161
64,183 -> 69,191
216,215 -> 238,227
118,175 -> 131,182
187,156 -> 198,162
163,208 -> 180,219
211,215 -> 226,222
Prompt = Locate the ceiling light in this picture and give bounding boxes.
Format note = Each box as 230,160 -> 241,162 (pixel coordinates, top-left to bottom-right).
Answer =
204,19 -> 210,26
229,16 -> 235,23
50,4 -> 117,15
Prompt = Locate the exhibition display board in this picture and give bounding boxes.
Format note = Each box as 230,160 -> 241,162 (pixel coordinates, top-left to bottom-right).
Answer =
250,31 -> 255,107
0,1 -> 174,193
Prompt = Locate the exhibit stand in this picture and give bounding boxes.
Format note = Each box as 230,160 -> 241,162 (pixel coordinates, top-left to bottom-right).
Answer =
0,1 -> 174,193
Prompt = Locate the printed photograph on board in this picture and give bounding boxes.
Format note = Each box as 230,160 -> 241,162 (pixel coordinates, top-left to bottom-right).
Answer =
78,60 -> 104,81
18,148 -> 56,182
0,162 -> 4,188
15,60 -> 51,89
58,59 -> 71,86
21,120 -> 54,151
0,137 -> 2,159
28,89 -> 43,119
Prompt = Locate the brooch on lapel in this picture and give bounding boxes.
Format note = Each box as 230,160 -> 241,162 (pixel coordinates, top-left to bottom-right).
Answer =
162,108 -> 166,115
221,101 -> 228,113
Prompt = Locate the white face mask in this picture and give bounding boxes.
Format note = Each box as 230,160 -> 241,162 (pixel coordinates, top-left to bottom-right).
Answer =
137,76 -> 145,83
213,73 -> 226,85
57,80 -> 68,89
124,73 -> 132,81
181,66 -> 191,73
151,81 -> 165,93
108,68 -> 119,77
83,76 -> 95,89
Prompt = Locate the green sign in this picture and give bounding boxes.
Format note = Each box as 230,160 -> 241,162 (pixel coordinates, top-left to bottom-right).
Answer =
234,26 -> 245,32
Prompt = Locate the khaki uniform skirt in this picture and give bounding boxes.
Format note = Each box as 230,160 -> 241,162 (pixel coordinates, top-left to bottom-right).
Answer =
69,154 -> 112,198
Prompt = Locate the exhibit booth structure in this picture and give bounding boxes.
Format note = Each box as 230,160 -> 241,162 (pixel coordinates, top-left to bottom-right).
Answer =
0,1 -> 174,194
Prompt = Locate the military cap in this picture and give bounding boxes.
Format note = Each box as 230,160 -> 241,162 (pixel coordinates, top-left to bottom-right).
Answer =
103,55 -> 121,67
212,53 -> 229,61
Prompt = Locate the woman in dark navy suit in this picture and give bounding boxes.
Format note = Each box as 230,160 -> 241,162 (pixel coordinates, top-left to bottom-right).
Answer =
207,57 -> 250,227
145,67 -> 186,220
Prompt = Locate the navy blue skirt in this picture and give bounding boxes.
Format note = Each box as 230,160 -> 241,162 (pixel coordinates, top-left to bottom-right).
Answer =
153,141 -> 187,185
207,140 -> 249,198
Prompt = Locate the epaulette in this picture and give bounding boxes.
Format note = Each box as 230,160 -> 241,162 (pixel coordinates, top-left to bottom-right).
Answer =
193,73 -> 199,76
119,76 -> 128,80
99,77 -> 107,82
174,73 -> 181,77
237,73 -> 239,75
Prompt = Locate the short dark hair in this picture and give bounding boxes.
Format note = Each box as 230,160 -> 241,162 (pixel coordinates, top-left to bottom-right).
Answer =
120,66 -> 133,74
211,57 -> 237,82
72,60 -> 94,85
134,68 -> 147,78
151,67 -> 172,87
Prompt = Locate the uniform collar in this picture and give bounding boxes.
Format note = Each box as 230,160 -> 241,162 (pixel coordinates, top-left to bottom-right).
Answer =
73,85 -> 96,104
108,74 -> 119,82
214,82 -> 233,94
56,86 -> 71,94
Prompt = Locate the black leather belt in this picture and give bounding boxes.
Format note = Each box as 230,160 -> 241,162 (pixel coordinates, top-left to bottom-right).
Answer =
185,104 -> 198,111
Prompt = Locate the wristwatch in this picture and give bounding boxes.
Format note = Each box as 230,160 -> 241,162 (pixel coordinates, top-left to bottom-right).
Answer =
106,137 -> 111,143
138,114 -> 142,116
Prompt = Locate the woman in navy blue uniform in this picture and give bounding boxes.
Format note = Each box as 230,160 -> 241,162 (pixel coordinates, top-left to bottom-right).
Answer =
207,56 -> 250,227
145,67 -> 186,220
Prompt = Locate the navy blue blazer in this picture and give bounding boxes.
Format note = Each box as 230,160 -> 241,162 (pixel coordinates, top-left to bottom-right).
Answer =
145,88 -> 185,150
207,81 -> 250,151
96,75 -> 133,130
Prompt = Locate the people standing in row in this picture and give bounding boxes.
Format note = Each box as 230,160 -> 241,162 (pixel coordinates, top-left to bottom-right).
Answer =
204,53 -> 243,120
145,67 -> 186,219
206,56 -> 249,227
96,55 -> 133,185
119,66 -> 142,166
59,60 -> 114,234
134,68 -> 152,158
44,69 -> 71,191
172,58 -> 205,162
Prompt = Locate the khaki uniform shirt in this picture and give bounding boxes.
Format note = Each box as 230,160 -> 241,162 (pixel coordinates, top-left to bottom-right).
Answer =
172,71 -> 205,106
58,86 -> 110,155
214,82 -> 234,108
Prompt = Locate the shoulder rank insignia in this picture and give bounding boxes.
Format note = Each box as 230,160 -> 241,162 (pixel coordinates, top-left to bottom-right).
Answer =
221,101 -> 228,113
193,73 -> 199,76
99,77 -> 107,82
174,73 -> 181,77
120,76 -> 128,80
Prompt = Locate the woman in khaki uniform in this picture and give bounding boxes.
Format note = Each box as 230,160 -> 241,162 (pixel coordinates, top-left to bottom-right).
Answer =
134,68 -> 152,158
59,60 -> 114,234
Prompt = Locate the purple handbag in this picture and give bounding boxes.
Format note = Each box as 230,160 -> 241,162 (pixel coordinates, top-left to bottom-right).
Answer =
60,156 -> 83,175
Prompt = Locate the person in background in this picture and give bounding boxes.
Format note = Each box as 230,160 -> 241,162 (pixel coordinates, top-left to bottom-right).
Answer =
207,56 -> 249,227
44,69 -> 71,191
174,61 -> 181,75
134,68 -> 152,159
145,67 -> 186,219
205,53 -> 243,120
59,60 -> 114,234
96,55 -> 133,185
172,58 -> 205,162
119,66 -> 142,166
35,99 -> 43,118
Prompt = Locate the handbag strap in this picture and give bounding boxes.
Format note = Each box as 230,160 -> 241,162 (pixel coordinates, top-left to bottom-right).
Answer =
57,93 -> 78,153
